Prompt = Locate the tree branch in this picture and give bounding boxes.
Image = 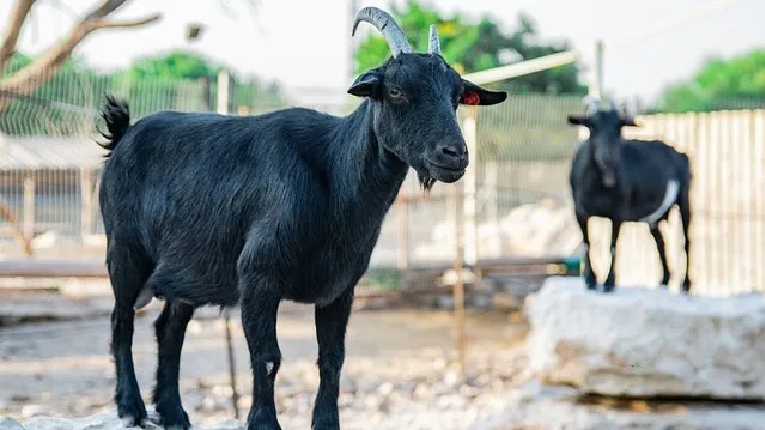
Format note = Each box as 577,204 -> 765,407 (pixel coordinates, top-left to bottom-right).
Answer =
0,0 -> 161,111
94,13 -> 161,30
0,0 -> 38,71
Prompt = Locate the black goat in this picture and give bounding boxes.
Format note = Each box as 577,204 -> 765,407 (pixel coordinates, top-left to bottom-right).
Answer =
98,7 -> 506,430
567,97 -> 692,293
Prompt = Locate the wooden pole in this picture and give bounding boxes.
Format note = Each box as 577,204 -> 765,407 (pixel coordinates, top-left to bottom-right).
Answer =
80,167 -> 93,238
396,192 -> 409,284
452,180 -> 466,380
223,309 -> 240,419
22,173 -> 35,240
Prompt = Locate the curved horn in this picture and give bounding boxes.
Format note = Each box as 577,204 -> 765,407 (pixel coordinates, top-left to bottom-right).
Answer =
428,24 -> 441,55
352,7 -> 413,57
583,95 -> 599,114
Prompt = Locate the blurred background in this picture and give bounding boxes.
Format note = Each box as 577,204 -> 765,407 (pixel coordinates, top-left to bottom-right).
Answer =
1,0 -> 764,429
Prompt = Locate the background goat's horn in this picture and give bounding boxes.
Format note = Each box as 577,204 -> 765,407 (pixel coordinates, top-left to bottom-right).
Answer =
583,96 -> 599,114
352,7 -> 413,57
428,24 -> 441,55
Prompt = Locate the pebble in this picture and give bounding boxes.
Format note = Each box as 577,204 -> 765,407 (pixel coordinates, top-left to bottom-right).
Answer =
4,349 -> 529,430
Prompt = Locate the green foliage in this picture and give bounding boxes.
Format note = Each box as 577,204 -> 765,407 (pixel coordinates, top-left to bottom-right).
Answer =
125,51 -> 221,80
353,0 -> 586,95
656,49 -> 765,113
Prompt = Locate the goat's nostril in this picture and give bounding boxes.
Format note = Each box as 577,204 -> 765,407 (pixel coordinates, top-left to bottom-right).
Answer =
441,145 -> 459,157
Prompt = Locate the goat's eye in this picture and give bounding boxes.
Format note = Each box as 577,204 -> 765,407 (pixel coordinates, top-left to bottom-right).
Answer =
388,89 -> 403,99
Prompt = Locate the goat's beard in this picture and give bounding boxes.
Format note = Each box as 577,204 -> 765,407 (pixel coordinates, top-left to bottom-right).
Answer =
418,173 -> 436,192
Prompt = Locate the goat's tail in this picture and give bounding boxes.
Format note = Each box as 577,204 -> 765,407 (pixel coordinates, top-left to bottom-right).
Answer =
98,94 -> 131,157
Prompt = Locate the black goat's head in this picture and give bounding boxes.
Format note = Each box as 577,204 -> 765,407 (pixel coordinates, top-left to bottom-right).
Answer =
567,96 -> 638,187
349,7 -> 507,190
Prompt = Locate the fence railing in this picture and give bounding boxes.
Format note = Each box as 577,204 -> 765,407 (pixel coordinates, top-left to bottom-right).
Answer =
1,71 -> 764,297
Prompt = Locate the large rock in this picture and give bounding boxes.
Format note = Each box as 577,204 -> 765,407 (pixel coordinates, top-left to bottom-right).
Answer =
526,276 -> 765,399
480,382 -> 765,430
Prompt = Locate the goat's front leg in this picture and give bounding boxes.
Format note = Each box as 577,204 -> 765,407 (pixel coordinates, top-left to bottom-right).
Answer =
576,212 -> 597,290
240,272 -> 282,430
604,220 -> 622,292
312,287 -> 354,430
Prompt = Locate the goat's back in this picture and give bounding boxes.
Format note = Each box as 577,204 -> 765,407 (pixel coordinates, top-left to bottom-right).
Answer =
97,108 -> 343,303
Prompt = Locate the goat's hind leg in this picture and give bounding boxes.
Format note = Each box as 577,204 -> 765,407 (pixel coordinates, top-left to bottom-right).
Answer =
576,213 -> 597,290
240,271 -> 282,430
649,224 -> 671,287
108,245 -> 152,427
153,300 -> 195,430
679,191 -> 692,294
312,287 -> 354,430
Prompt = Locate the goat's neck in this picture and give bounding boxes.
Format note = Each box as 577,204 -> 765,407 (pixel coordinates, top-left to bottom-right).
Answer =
328,101 -> 409,215
585,140 -> 616,188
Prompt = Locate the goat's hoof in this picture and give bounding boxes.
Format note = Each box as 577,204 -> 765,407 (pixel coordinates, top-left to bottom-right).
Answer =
602,284 -> 615,293
156,400 -> 190,430
311,415 -> 340,430
117,396 -> 148,429
247,413 -> 281,430
247,423 -> 282,430
681,281 -> 691,295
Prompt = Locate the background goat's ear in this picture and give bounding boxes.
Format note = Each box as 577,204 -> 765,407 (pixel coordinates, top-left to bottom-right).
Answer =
348,69 -> 383,98
459,79 -> 507,105
567,115 -> 589,126
620,118 -> 639,127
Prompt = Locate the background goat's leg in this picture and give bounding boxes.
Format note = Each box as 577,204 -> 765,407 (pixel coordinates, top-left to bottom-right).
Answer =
576,213 -> 597,290
312,287 -> 354,430
108,247 -> 151,427
241,274 -> 282,430
649,225 -> 671,287
679,190 -> 692,293
603,220 -> 622,292
153,301 -> 195,429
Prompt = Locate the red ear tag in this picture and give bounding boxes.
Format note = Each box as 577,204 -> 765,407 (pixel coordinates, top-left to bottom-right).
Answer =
461,91 -> 480,105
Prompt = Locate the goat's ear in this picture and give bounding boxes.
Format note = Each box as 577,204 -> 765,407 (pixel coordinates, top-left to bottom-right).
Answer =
567,115 -> 590,126
459,79 -> 507,106
620,117 -> 639,127
348,68 -> 383,99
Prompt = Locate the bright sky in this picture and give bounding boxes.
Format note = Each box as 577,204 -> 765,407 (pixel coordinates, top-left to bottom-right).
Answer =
4,0 -> 764,105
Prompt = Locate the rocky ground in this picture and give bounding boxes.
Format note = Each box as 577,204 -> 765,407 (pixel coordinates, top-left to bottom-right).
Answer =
0,299 -> 531,429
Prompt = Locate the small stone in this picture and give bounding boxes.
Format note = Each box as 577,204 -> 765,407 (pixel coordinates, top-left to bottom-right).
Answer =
21,404 -> 49,418
443,370 -> 459,387
377,381 -> 394,397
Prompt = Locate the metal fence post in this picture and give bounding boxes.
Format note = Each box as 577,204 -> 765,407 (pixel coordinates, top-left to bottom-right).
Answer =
217,68 -> 240,418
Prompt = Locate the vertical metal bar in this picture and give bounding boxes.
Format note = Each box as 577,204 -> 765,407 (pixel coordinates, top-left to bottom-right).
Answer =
223,310 -> 240,419
80,167 -> 93,238
23,173 -> 35,240
216,69 -> 239,417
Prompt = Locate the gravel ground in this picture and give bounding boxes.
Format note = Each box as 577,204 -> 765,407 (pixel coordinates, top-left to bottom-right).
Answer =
0,301 -> 530,429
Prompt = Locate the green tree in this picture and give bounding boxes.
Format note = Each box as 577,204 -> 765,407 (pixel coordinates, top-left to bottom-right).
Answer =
0,0 -> 161,112
115,50 -> 285,115
353,0 -> 585,95
656,49 -> 765,113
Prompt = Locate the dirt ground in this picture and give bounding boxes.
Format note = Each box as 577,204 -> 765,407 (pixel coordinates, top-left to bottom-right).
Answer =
0,299 -> 529,428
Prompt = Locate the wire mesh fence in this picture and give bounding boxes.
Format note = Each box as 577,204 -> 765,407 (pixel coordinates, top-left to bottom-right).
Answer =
2,68 -> 765,297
